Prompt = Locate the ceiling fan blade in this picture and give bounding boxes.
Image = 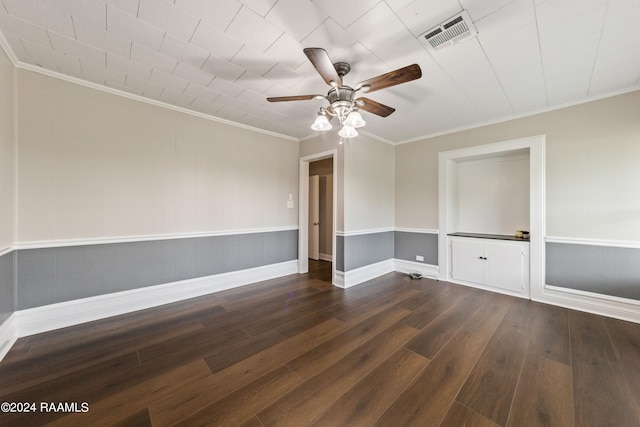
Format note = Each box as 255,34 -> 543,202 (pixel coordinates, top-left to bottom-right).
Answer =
303,47 -> 342,87
357,64 -> 422,93
267,94 -> 324,102
357,98 -> 396,117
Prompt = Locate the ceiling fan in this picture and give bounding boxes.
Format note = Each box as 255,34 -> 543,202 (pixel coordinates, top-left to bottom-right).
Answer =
267,48 -> 422,138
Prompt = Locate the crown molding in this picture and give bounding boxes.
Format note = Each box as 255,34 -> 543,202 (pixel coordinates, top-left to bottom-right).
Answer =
0,28 -> 299,142
11,58 -> 300,142
395,85 -> 640,145
0,30 -> 19,67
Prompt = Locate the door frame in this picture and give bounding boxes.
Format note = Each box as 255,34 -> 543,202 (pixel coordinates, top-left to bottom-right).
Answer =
298,149 -> 338,285
438,135 -> 546,300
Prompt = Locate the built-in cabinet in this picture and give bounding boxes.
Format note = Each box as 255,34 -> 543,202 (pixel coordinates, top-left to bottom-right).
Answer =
449,234 -> 529,297
439,136 -> 545,302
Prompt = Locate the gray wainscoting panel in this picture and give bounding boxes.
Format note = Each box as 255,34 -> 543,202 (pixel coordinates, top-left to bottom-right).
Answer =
394,232 -> 438,265
16,230 -> 298,310
343,231 -> 394,272
0,251 -> 15,324
335,235 -> 344,272
546,242 -> 640,301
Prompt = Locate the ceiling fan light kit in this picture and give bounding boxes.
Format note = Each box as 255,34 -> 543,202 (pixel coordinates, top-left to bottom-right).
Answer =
267,48 -> 422,140
311,112 -> 332,131
338,125 -> 358,138
343,110 -> 366,128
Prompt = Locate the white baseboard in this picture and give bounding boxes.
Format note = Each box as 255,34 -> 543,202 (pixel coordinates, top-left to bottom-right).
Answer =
335,259 -> 436,289
333,270 -> 345,288
13,260 -> 298,339
537,285 -> 640,324
338,259 -> 395,289
0,314 -> 17,362
319,253 -> 333,262
393,259 -> 440,279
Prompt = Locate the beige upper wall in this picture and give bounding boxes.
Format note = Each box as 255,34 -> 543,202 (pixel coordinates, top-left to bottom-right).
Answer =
0,44 -> 15,250
301,133 -> 395,234
17,70 -> 299,242
344,134 -> 394,232
395,90 -> 640,242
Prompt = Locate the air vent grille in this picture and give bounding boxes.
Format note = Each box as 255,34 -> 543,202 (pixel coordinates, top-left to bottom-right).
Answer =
418,11 -> 477,53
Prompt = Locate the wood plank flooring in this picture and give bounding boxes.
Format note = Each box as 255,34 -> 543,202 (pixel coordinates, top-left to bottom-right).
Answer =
1,260 -> 640,426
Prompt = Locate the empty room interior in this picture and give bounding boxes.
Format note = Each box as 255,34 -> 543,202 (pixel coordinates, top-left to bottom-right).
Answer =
1,0 -> 640,426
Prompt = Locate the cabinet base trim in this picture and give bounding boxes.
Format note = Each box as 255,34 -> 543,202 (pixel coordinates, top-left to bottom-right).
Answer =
447,278 -> 529,299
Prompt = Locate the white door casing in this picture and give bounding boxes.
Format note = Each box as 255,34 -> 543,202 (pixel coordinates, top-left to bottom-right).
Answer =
299,150 -> 338,285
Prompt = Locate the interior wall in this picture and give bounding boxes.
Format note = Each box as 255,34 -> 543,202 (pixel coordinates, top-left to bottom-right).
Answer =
14,69 -> 299,308
0,44 -> 14,251
0,43 -> 16,326
343,135 -> 394,233
17,70 -> 298,242
455,152 -> 530,235
395,89 -> 640,300
342,135 -> 395,272
396,90 -> 640,239
300,133 -> 395,273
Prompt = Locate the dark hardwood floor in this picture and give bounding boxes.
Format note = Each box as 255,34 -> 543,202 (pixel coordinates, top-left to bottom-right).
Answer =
1,259 -> 639,426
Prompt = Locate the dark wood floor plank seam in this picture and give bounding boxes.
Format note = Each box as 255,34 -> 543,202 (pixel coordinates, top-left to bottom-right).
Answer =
440,401 -> 502,427
568,304 -> 577,427
257,322 -> 420,426
373,296 -> 509,426
283,305 -> 414,381
171,363 -> 304,427
604,318 -> 640,425
569,311 -> 639,426
46,359 -> 212,426
455,299 -> 540,425
503,338 -> 532,426
147,319 -> 347,425
404,288 -> 494,361
308,347 -> 430,426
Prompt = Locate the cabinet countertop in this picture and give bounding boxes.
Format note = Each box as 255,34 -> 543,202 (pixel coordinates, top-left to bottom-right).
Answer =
447,232 -> 530,242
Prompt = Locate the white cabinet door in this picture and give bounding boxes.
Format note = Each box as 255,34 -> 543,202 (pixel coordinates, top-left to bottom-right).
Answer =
450,239 -> 484,284
484,241 -> 525,292
449,236 -> 529,298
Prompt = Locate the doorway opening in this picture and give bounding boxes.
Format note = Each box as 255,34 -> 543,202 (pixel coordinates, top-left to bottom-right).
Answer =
299,150 -> 337,285
308,158 -> 334,283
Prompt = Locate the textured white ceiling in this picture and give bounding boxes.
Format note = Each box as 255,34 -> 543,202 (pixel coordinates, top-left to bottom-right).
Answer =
1,0 -> 639,143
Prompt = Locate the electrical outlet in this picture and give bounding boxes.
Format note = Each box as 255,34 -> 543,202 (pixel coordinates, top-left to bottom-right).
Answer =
416,255 -> 424,262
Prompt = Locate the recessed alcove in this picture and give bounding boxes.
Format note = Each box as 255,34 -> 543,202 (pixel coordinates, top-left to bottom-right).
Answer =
438,135 -> 545,300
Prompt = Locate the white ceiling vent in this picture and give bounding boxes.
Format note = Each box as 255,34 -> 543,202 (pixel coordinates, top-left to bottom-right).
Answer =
418,10 -> 477,53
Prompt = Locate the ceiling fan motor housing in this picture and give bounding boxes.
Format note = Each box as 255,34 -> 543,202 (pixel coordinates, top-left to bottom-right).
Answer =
326,87 -> 357,122
333,61 -> 351,78
327,86 -> 356,104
